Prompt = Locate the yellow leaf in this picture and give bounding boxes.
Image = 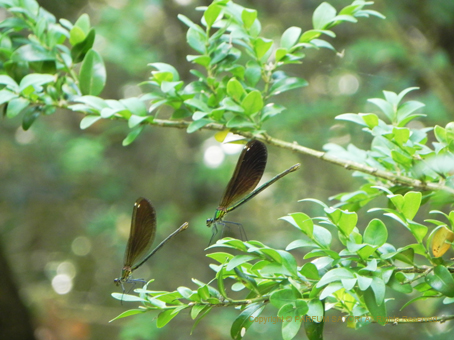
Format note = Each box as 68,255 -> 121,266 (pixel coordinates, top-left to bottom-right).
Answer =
432,226 -> 454,257
214,129 -> 230,142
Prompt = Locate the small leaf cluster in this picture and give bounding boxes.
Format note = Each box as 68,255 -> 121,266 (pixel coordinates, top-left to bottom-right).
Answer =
325,87 -> 454,210
1,0 -> 384,145
142,0 -> 383,135
112,194 -> 454,339
65,0 -> 383,145
0,0 -> 106,129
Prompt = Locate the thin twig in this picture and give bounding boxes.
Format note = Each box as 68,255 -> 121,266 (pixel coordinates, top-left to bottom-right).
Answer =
147,118 -> 454,195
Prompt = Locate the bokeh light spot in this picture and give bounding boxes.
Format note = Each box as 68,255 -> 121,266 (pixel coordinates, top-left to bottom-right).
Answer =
71,236 -> 92,256
204,145 -> 225,168
51,274 -> 72,295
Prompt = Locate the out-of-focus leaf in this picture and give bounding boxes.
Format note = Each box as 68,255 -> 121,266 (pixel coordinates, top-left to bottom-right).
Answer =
12,44 -> 55,62
157,309 -> 179,328
122,126 -> 144,146
313,2 -> 336,29
19,74 -> 55,92
71,29 -> 95,63
79,49 -> 106,96
80,115 -> 101,129
21,106 -> 40,130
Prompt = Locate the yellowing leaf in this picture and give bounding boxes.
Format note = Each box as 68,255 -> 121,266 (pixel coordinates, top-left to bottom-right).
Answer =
432,226 -> 454,257
214,129 -> 230,142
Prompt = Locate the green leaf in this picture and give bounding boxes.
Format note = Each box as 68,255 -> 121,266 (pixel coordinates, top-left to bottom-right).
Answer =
111,293 -> 147,302
177,286 -> 194,299
275,47 -> 288,62
178,14 -> 205,34
313,2 -> 337,29
0,89 -> 18,106
312,226 -> 332,248
388,273 -> 412,294
187,55 -> 210,66
206,252 -> 234,264
185,98 -> 210,112
186,27 -> 206,54
311,39 -> 335,50
325,208 -> 357,237
128,115 -> 151,128
357,275 -> 373,291
157,309 -> 179,328
216,265 -> 228,299
425,266 -> 454,297
281,27 -> 302,49
392,127 -> 410,145
269,77 -> 308,96
230,303 -> 265,340
79,49 -> 106,96
80,115 -> 101,129
363,287 -> 387,325
278,300 -> 308,340
190,306 -> 212,334
226,255 -> 258,271
74,96 -> 107,111
226,115 -> 255,128
286,239 -> 318,251
401,191 -> 421,220
336,113 -> 367,126
0,75 -> 19,91
227,78 -> 246,102
19,74 -> 55,92
241,90 -> 263,115
270,288 -> 298,309
262,103 -> 285,121
109,309 -> 146,322
12,44 -> 55,62
320,282 -> 343,299
371,277 -> 386,306
253,37 -> 273,60
204,3 -> 222,28
121,97 -> 148,116
197,285 -> 210,300
149,62 -> 180,82
221,97 -> 244,113
396,100 -> 425,121
360,113 -> 379,129
190,304 -> 206,320
408,221 -> 428,244
278,250 -> 298,277
187,119 -> 211,133
300,263 -> 320,280
363,219 -> 388,247
304,313 -> 325,340
21,106 -> 40,130
391,150 -> 412,168
5,97 -> 29,118
317,268 -> 354,288
69,26 -> 86,46
71,28 -> 95,63
244,64 -> 261,87
241,9 -> 257,30
434,125 -> 446,143
280,213 -> 313,238
122,126 -> 144,146
74,13 -> 90,35
368,98 -> 394,121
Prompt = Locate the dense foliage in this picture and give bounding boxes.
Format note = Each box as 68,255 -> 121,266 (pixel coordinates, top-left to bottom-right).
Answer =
1,1 -> 454,339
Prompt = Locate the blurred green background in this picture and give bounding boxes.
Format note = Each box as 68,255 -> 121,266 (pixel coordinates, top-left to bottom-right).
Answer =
1,0 -> 454,339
